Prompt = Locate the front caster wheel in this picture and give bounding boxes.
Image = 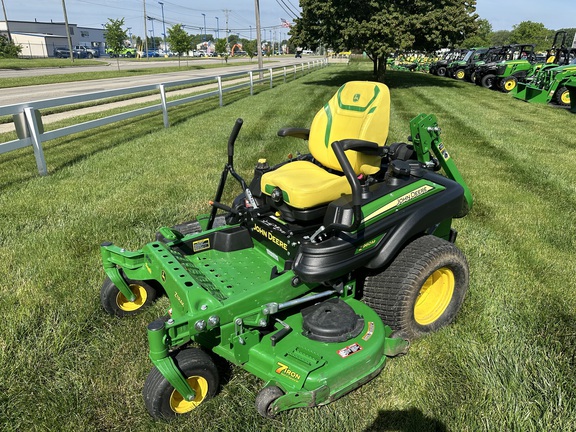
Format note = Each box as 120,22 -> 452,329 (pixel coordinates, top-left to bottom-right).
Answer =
255,386 -> 284,418
143,348 -> 219,419
363,235 -> 469,340
100,276 -> 157,317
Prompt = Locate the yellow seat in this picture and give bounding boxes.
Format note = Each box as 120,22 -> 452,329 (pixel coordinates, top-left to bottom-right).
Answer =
261,81 -> 390,209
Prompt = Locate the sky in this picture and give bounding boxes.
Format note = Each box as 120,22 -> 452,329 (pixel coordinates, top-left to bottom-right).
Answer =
2,0 -> 576,40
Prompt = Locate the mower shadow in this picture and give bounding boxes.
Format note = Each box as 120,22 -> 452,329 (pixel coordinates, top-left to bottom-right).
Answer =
364,408 -> 447,432
302,68 -> 462,90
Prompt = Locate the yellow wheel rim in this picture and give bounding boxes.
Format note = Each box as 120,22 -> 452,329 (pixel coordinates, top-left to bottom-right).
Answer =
560,90 -> 570,105
170,376 -> 209,414
504,79 -> 516,91
115,284 -> 147,312
414,268 -> 455,325
456,70 -> 465,79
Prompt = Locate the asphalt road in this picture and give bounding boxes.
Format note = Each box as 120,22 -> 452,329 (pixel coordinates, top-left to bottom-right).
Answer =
0,56 -> 320,107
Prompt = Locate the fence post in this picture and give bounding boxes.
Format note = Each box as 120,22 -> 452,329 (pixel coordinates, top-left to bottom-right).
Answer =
283,66 -> 287,83
293,64 -> 297,78
268,68 -> 273,89
159,84 -> 169,128
217,76 -> 223,107
24,107 -> 48,176
249,71 -> 254,96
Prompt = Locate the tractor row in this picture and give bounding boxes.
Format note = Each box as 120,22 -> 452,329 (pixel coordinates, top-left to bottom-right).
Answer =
428,31 -> 576,110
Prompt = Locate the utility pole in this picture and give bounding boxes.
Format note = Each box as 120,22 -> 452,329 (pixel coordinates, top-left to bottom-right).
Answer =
215,16 -> 219,39
223,9 -> 230,49
61,0 -> 74,63
254,0 -> 262,69
1,0 -> 12,43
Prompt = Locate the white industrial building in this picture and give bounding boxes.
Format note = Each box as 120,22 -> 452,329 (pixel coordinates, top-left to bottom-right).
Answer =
0,20 -> 105,57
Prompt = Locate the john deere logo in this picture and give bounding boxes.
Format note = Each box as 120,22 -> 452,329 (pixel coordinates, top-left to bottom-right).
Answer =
353,93 -> 361,102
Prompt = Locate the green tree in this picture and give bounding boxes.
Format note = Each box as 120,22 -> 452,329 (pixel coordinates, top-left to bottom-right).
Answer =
490,30 -> 511,47
461,18 -> 492,48
0,35 -> 21,58
104,18 -> 128,71
509,21 -> 551,51
244,40 -> 257,60
214,38 -> 228,62
292,0 -> 478,81
167,24 -> 192,66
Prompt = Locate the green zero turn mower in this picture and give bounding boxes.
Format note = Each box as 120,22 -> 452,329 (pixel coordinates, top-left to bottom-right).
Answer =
100,81 -> 473,419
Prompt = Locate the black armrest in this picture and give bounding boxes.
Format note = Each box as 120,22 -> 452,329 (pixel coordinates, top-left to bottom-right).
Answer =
277,127 -> 310,140
340,139 -> 385,156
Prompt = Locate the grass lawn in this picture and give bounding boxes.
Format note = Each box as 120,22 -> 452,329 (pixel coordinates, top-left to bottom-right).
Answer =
0,63 -> 575,432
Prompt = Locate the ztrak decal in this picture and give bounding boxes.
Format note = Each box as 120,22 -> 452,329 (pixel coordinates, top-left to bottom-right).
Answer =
355,234 -> 385,254
337,343 -> 363,358
275,362 -> 302,382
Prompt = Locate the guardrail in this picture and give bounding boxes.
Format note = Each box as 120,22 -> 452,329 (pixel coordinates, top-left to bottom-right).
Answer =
0,59 -> 327,176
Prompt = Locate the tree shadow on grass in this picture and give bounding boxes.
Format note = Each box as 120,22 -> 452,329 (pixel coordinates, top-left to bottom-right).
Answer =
302,68 -> 462,90
364,408 -> 447,432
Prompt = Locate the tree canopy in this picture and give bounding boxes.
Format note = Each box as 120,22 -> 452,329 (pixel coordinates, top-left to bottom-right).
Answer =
104,18 -> 128,71
167,24 -> 192,65
291,0 -> 479,80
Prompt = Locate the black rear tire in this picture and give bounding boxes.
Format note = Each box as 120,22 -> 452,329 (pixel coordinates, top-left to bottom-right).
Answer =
143,348 -> 219,419
362,235 -> 469,340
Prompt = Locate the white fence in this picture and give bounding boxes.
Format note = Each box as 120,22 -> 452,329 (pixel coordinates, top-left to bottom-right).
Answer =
0,60 -> 327,175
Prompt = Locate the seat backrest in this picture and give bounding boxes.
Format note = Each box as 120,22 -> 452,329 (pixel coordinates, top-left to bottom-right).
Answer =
308,81 -> 390,175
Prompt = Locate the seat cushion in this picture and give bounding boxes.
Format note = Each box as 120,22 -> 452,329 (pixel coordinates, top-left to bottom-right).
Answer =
261,161 -> 351,209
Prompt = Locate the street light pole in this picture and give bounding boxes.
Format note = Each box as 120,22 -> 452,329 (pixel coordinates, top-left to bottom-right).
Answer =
159,1 -> 166,54
201,13 -> 206,51
215,17 -> 219,39
127,27 -> 132,46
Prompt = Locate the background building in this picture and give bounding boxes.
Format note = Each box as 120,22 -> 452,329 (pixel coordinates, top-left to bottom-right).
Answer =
0,20 -> 105,57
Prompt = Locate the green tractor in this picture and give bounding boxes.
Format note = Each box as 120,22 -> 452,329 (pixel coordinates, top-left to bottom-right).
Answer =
475,44 -> 536,90
100,81 -> 473,419
446,47 -> 489,80
464,46 -> 506,84
513,58 -> 576,107
429,49 -> 467,77
498,31 -> 576,93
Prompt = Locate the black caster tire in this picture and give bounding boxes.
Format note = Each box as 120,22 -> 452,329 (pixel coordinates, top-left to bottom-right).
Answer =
143,348 -> 219,419
363,235 -> 469,340
255,386 -> 284,418
100,276 -> 157,317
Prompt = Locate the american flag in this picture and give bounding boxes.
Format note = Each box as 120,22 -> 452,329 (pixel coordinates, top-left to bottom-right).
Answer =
281,18 -> 292,28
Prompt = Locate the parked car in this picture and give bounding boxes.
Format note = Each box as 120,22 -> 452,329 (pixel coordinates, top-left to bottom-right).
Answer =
74,45 -> 100,58
53,47 -> 88,59
193,50 -> 207,57
140,50 -> 160,58
107,48 -> 137,58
